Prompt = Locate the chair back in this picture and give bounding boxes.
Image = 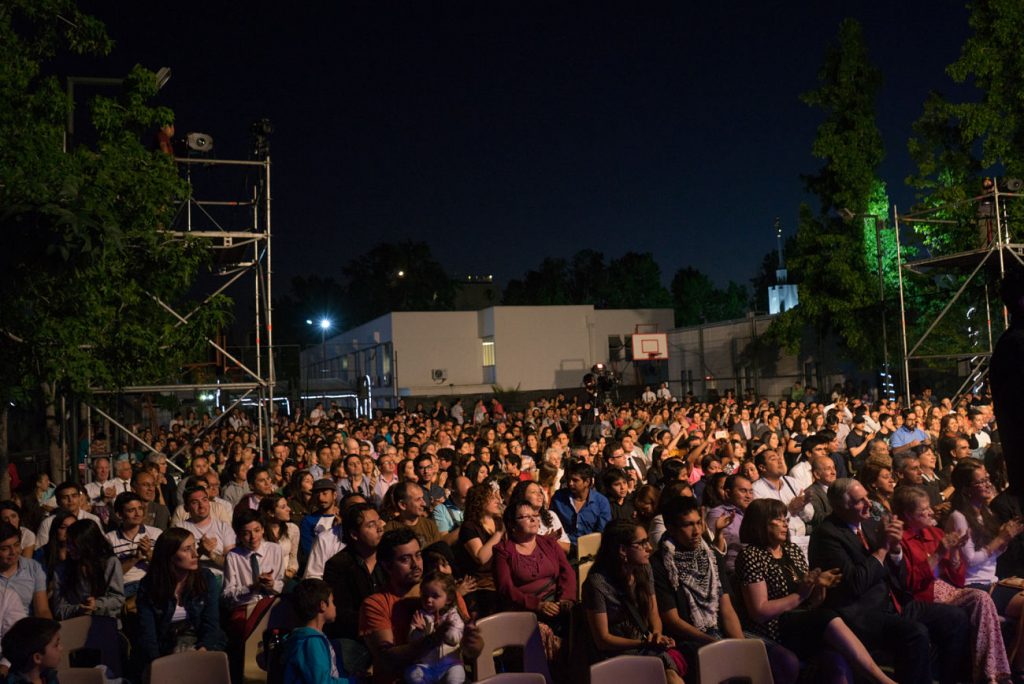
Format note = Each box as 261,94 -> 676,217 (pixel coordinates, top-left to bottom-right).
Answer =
577,560 -> 594,600
697,638 -> 774,684
477,674 -> 548,684
473,612 -> 552,683
244,597 -> 279,683
577,532 -> 601,561
150,650 -> 231,684
56,668 -> 105,684
590,655 -> 666,684
58,616 -> 92,670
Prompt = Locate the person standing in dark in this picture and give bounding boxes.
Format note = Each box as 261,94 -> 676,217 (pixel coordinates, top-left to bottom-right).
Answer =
991,268 -> 1024,497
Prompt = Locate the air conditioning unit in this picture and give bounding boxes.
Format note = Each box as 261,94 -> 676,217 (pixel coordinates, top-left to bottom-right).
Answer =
431,369 -> 447,382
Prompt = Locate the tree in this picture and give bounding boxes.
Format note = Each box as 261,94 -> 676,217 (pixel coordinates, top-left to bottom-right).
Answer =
769,18 -> 885,370
0,1 -> 231,485
502,258 -> 571,306
341,242 -> 456,325
604,253 -> 673,310
671,267 -> 749,327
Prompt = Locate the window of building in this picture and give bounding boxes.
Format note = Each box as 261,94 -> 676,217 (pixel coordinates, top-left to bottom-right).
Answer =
482,338 -> 495,367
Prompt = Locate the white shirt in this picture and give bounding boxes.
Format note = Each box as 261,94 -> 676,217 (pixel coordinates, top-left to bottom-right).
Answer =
106,526 -> 163,584
788,460 -> 813,492
36,509 -> 102,548
176,517 -> 236,573
303,526 -> 346,580
752,475 -> 814,544
84,479 -> 114,504
171,497 -> 232,527
224,541 -> 284,607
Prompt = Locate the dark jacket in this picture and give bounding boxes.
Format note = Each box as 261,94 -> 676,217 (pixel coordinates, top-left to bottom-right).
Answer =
804,482 -> 831,534
136,567 -> 228,662
322,546 -> 386,640
806,514 -> 909,632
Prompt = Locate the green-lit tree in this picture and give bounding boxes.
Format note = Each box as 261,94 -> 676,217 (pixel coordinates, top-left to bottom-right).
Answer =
0,1 -> 231,486
769,18 -> 885,371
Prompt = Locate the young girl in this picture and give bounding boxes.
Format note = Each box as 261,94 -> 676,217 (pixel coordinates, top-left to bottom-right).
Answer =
406,571 -> 467,684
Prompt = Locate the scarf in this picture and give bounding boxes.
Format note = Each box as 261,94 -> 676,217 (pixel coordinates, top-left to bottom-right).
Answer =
660,536 -> 721,634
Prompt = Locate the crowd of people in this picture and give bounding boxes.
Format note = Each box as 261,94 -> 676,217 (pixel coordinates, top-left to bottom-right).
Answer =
0,380 -> 1019,684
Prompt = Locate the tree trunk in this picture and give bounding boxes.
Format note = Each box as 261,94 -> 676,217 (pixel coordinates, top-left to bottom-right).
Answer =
42,382 -> 63,482
0,405 -> 10,501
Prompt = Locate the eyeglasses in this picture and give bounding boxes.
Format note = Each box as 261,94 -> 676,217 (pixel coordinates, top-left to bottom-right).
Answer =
629,537 -> 653,548
515,514 -> 541,522
972,477 -> 992,487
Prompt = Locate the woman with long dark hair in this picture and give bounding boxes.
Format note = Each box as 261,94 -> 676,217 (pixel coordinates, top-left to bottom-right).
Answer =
33,508 -> 75,585
52,519 -> 124,619
946,461 -> 1024,591
258,494 -> 299,580
582,520 -> 684,684
284,469 -> 314,520
136,528 -> 227,662
454,484 -> 504,616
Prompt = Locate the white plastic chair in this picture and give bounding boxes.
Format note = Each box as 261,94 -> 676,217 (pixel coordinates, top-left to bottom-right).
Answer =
590,655 -> 666,684
577,560 -> 594,600
477,674 -> 548,684
56,668 -> 105,684
150,650 -> 231,684
697,638 -> 774,684
58,616 -> 92,670
473,612 -> 552,683
577,532 -> 602,561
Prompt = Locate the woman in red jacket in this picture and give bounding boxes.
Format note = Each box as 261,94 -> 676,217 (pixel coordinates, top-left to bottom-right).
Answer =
894,486 -> 1010,683
493,497 -> 576,663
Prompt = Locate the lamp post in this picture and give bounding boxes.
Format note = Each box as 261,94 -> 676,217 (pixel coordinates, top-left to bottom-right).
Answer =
840,209 -> 891,399
306,318 -> 332,402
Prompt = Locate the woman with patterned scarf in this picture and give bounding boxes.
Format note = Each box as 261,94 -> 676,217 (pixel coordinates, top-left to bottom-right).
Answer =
651,496 -> 800,683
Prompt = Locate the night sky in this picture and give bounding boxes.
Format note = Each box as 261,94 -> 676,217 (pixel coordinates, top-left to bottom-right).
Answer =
77,1 -> 970,292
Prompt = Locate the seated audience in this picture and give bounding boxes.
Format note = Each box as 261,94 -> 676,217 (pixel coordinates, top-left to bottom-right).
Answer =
583,520 -> 684,684
893,486 -> 1011,682
493,497 -> 576,662
808,478 -> 970,684
737,499 -> 894,683
105,492 -> 161,597
52,519 -> 124,619
136,527 -> 227,662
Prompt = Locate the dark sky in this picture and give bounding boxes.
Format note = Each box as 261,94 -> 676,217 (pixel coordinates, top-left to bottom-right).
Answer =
78,1 -> 970,291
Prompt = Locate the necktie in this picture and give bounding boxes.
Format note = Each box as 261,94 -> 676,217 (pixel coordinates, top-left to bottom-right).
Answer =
250,552 -> 262,589
857,526 -> 902,614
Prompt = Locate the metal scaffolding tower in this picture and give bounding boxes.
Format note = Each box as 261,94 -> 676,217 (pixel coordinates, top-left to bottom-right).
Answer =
894,180 -> 1024,403
86,154 -> 276,468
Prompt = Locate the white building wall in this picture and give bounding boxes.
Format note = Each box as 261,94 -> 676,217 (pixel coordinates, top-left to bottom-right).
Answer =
305,306 -> 675,401
668,314 -> 803,400
391,311 -> 487,395
490,306 -> 595,391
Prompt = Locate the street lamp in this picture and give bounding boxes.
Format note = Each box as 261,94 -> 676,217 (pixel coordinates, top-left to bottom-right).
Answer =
306,318 -> 333,402
840,208 -> 893,399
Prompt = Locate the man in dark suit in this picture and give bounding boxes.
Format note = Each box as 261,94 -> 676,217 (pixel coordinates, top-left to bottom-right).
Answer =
808,478 -> 970,684
804,454 -> 834,535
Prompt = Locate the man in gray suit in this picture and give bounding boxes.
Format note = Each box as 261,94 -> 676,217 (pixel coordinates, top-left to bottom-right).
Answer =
805,454 -> 835,535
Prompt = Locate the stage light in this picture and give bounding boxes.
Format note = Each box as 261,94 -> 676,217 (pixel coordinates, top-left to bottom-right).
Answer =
186,132 -> 214,153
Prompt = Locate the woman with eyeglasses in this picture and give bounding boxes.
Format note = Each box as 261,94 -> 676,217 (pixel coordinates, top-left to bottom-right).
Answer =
493,498 -> 576,663
583,520 -> 684,684
736,499 -> 895,684
946,460 -> 1024,590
